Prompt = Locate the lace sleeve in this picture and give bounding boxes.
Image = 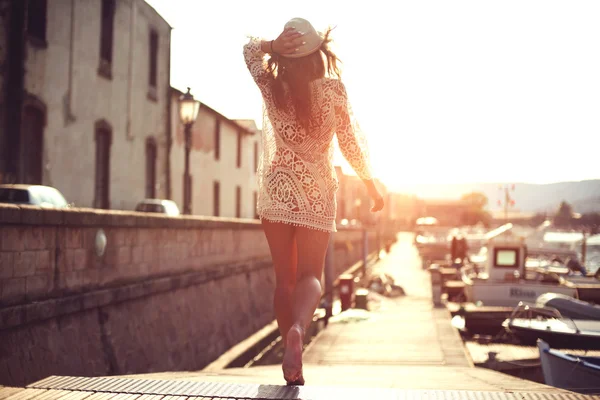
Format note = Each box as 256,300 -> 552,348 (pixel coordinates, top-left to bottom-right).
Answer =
243,37 -> 272,97
334,81 -> 373,180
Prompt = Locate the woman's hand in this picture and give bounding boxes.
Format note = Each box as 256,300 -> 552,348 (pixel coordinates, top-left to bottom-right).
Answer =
370,191 -> 385,213
271,27 -> 305,55
363,180 -> 384,212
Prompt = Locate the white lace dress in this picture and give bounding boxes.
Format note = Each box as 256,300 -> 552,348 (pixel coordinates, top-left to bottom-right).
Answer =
243,38 -> 373,232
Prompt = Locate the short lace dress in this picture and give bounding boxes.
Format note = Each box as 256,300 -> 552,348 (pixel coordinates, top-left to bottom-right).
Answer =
243,37 -> 373,232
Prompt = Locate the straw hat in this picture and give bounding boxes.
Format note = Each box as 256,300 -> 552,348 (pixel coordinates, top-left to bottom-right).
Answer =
281,18 -> 323,58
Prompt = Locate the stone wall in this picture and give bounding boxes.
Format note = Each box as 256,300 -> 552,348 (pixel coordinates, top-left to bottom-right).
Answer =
0,204 -> 388,386
0,0 -> 7,167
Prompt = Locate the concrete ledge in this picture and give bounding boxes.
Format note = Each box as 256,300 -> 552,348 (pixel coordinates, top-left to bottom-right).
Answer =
0,204 -> 371,232
0,259 -> 271,331
0,204 -> 265,229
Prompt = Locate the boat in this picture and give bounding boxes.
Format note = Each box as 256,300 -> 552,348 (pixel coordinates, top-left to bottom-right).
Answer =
537,339 -> 600,394
461,228 -> 578,307
536,292 -> 600,320
526,231 -> 600,303
503,302 -> 600,350
414,217 -> 450,267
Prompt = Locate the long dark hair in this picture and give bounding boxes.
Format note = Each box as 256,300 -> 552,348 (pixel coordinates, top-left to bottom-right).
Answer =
266,28 -> 342,134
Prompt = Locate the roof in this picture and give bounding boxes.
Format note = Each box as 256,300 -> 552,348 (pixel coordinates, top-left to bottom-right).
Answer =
490,210 -> 537,220
171,87 -> 256,136
0,184 -> 55,190
141,0 -> 173,30
233,119 -> 260,132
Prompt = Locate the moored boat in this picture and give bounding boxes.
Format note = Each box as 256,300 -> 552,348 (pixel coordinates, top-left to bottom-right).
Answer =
461,233 -> 578,307
503,302 -> 600,350
537,339 -> 600,394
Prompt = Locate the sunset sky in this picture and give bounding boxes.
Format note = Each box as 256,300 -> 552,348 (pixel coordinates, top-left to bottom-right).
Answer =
146,0 -> 599,191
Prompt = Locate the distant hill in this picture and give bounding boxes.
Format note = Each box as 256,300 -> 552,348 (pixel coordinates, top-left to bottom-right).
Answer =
391,180 -> 600,213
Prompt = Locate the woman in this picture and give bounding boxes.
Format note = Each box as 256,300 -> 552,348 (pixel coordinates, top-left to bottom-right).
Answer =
243,18 -> 384,385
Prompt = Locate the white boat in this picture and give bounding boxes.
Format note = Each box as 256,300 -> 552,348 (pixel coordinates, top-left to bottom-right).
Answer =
538,339 -> 600,394
461,230 -> 578,307
503,303 -> 600,350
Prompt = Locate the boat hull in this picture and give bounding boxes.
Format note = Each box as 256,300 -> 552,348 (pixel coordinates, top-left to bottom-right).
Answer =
464,280 -> 577,307
508,319 -> 600,350
538,339 -> 600,393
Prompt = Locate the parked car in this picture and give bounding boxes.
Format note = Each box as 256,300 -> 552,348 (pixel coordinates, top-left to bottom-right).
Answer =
0,184 -> 70,208
135,199 -> 180,216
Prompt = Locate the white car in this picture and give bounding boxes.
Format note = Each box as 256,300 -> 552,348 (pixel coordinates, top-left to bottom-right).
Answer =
135,199 -> 180,216
0,184 -> 70,208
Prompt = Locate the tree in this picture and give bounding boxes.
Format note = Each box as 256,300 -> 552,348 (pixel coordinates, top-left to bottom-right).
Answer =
553,201 -> 574,228
461,192 -> 488,209
460,192 -> 491,227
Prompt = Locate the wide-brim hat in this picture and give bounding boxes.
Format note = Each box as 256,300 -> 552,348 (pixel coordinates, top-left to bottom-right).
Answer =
281,18 -> 323,59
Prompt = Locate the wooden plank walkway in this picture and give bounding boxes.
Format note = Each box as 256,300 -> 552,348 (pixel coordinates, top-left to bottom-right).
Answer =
1,375 -> 599,400
302,238 -> 471,367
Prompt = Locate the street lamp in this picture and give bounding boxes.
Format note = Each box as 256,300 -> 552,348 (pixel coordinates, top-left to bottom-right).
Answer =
179,87 -> 200,215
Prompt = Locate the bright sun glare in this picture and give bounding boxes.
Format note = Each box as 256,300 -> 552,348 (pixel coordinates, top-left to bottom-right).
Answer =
146,0 -> 600,191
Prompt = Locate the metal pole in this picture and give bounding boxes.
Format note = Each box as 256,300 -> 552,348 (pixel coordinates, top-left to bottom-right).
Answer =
362,228 -> 368,275
183,123 -> 191,214
324,232 -> 335,324
582,230 -> 587,266
504,187 -> 508,222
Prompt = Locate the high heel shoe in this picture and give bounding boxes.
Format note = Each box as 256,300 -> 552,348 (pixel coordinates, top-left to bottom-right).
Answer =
282,324 -> 305,385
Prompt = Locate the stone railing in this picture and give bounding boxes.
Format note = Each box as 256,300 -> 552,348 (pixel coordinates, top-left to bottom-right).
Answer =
0,204 -> 392,385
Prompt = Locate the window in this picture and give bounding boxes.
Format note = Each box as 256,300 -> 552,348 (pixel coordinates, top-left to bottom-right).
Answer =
214,120 -> 220,160
145,139 -> 157,198
27,0 -> 47,46
235,186 -> 241,218
236,130 -> 242,168
21,103 -> 45,184
149,30 -> 158,88
94,120 -> 112,209
494,248 -> 519,268
213,181 -> 220,216
253,142 -> 258,172
99,0 -> 115,78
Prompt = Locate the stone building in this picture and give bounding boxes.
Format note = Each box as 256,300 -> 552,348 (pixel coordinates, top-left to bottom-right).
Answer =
169,87 -> 261,219
0,0 -> 172,211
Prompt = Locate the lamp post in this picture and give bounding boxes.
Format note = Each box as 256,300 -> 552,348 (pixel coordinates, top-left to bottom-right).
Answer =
179,87 -> 200,215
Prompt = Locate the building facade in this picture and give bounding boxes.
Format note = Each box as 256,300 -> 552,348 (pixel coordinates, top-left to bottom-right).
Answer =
169,88 -> 261,219
0,0 -> 172,211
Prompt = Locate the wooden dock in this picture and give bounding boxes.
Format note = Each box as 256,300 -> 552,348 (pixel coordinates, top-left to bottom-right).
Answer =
2,374 -> 599,400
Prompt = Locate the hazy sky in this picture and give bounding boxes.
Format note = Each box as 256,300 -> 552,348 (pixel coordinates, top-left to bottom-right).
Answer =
146,0 -> 600,190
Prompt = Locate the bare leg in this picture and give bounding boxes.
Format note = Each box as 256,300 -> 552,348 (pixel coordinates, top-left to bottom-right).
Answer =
283,226 -> 330,385
261,219 -> 298,345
